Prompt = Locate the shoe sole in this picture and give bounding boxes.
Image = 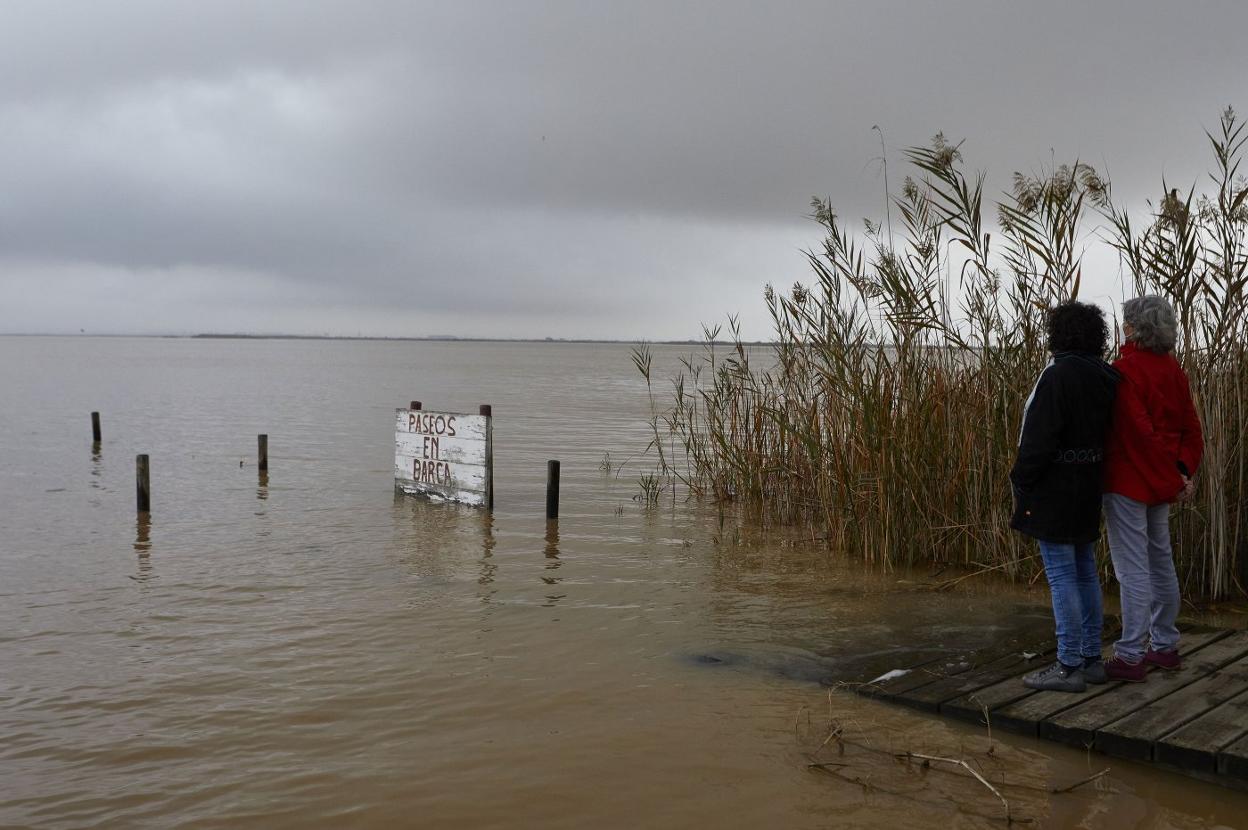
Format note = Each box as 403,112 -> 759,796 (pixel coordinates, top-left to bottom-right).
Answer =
1107,675 -> 1147,683
1144,661 -> 1181,671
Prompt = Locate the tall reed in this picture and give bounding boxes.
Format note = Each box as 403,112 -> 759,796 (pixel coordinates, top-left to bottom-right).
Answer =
639,109 -> 1248,600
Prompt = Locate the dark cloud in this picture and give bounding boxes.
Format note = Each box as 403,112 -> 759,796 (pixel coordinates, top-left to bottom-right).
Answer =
2,1 -> 1247,338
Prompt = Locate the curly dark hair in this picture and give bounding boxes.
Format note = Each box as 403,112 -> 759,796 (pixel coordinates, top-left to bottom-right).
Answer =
1046,301 -> 1108,355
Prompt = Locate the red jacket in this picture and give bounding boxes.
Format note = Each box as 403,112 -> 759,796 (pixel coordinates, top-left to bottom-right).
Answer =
1103,341 -> 1203,505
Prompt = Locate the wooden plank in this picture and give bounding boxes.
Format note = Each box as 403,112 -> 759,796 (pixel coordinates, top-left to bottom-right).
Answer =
396,477 -> 488,503
1039,630 -> 1248,749
993,629 -> 1230,739
858,652 -> 977,701
860,633 -> 1047,703
1155,683 -> 1248,773
942,625 -> 1123,726
990,680 -> 1115,737
1099,651 -> 1248,763
393,455 -> 487,489
840,648 -> 950,691
941,670 -> 1042,726
1219,729 -> 1248,782
395,432 -> 487,464
394,410 -> 488,441
899,647 -> 1053,713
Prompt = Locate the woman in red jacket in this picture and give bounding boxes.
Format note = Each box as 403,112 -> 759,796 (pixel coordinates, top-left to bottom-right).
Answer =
1102,295 -> 1203,682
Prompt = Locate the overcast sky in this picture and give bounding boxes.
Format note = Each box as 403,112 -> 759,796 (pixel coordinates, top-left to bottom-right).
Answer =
2,1 -> 1246,339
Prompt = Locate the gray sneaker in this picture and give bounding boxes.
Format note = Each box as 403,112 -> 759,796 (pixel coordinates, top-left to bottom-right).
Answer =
1022,661 -> 1086,692
1082,659 -> 1107,685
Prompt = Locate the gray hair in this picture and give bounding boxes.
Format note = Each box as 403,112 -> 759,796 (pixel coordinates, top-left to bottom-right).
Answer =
1122,295 -> 1178,353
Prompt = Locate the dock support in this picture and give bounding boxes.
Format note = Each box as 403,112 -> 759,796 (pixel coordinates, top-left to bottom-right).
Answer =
481,404 -> 494,510
91,411 -> 101,443
546,459 -> 560,520
136,454 -> 151,514
258,434 -> 268,473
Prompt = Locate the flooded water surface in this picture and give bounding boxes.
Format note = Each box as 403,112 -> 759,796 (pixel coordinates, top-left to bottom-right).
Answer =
2,337 -> 1245,828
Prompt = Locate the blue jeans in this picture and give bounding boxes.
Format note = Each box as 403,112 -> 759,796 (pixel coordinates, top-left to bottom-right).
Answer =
1038,541 -> 1104,667
1103,494 -> 1180,662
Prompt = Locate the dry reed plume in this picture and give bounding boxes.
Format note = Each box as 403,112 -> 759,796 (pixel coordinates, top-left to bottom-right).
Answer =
637,108 -> 1248,600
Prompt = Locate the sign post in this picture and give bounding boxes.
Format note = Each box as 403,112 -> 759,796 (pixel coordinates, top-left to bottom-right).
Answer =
394,404 -> 493,508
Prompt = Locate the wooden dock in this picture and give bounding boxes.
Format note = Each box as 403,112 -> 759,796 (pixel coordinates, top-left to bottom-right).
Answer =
854,627 -> 1248,788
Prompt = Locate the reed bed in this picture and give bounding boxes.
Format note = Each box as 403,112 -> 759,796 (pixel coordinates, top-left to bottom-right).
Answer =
638,109 -> 1248,600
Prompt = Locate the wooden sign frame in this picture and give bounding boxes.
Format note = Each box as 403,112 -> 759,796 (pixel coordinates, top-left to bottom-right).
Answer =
394,403 -> 493,508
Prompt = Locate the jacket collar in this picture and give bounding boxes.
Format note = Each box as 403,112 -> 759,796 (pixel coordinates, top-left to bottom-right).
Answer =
1120,341 -> 1140,359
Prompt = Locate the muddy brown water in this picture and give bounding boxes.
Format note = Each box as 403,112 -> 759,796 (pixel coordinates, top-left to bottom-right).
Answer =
2,336 -> 1246,829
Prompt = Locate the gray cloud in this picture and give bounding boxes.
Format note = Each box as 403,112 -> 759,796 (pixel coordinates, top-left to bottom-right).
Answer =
2,1 -> 1247,338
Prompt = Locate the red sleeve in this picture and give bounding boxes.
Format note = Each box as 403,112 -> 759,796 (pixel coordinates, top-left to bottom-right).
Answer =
1177,369 -> 1204,476
1116,372 -> 1186,500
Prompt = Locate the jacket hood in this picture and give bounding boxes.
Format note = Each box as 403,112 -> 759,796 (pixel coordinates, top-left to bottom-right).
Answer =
1055,351 -> 1121,389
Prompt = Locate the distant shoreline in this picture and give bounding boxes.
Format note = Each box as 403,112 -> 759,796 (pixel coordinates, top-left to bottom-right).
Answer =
1,332 -> 771,346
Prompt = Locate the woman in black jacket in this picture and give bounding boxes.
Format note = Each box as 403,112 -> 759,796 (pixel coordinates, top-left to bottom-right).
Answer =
1011,302 -> 1120,692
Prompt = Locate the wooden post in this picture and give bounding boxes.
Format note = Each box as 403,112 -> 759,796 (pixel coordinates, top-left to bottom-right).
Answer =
546,459 -> 560,520
410,400 -> 422,410
136,454 -> 151,514
91,411 -> 101,443
480,404 -> 494,510
258,434 -> 268,473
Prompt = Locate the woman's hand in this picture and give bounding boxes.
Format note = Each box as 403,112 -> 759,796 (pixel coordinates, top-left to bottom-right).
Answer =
1176,474 -> 1197,503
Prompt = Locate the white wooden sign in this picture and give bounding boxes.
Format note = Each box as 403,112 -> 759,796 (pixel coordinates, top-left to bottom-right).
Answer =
394,407 -> 493,507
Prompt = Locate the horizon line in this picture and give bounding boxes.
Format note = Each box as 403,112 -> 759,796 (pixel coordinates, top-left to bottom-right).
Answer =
0,332 -> 774,346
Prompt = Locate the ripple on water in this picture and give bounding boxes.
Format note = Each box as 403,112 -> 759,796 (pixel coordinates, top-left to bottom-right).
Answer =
3,339 -> 1248,828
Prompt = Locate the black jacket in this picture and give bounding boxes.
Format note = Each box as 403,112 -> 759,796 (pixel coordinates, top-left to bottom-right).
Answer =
1010,352 -> 1120,544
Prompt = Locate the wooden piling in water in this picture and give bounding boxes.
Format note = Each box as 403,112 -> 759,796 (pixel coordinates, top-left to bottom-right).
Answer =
410,401 -> 422,411
546,459 -> 560,520
136,454 -> 150,513
91,411 -> 101,443
258,434 -> 268,473
480,404 -> 494,510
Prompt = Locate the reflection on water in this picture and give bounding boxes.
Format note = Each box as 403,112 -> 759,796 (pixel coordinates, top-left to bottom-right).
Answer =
541,520 -> 564,606
89,444 -> 104,505
132,514 -> 154,584
133,514 -> 151,554
478,512 -> 497,598
544,519 -> 560,562
1,337 -> 1246,829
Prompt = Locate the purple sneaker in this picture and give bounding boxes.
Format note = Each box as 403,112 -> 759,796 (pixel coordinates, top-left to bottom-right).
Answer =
1144,649 -> 1181,671
1105,656 -> 1147,683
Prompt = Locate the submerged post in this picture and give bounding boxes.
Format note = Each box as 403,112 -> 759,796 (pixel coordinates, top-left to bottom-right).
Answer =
91,411 -> 101,443
546,459 -> 560,520
410,400 -> 422,411
136,454 -> 151,514
258,434 -> 268,473
480,404 -> 494,510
